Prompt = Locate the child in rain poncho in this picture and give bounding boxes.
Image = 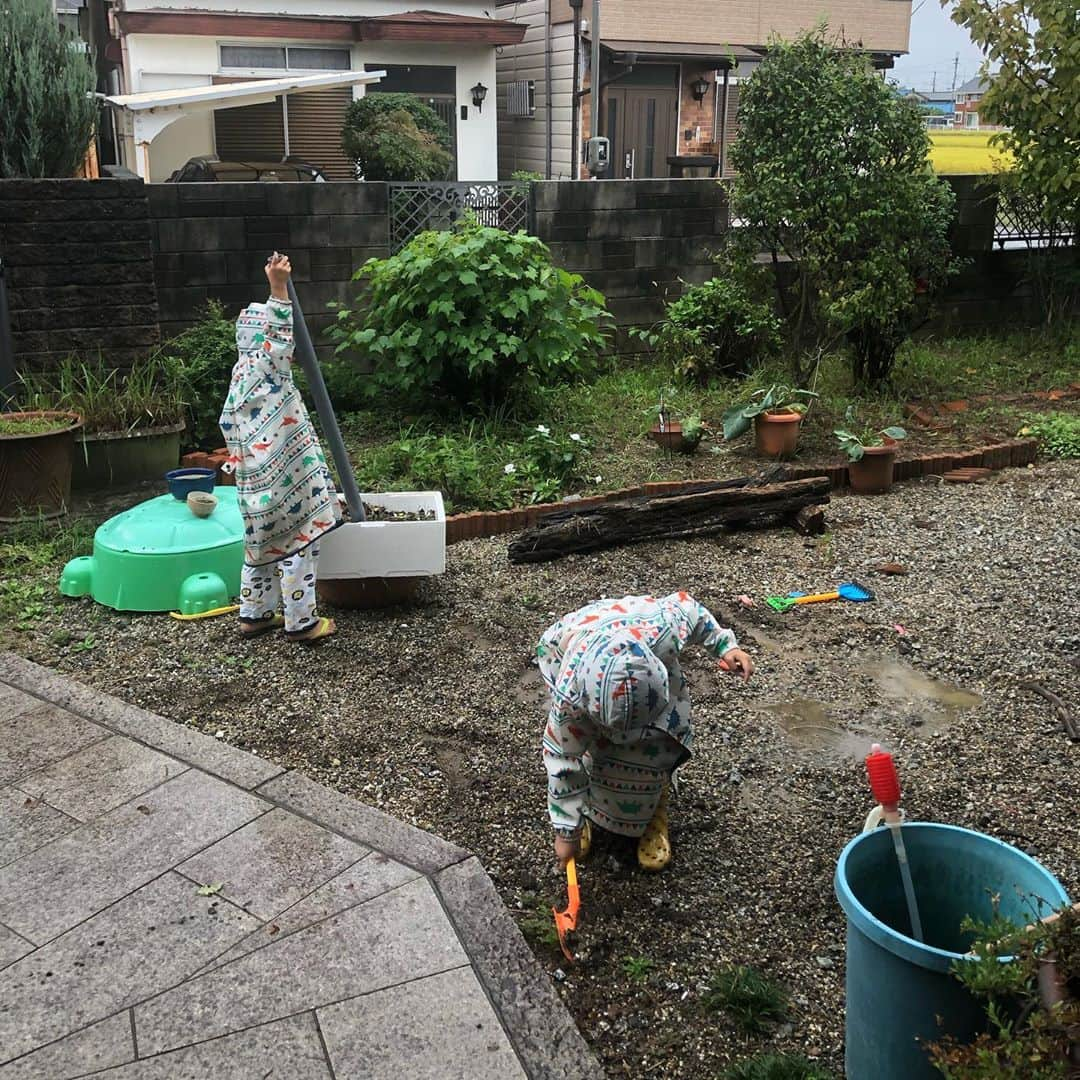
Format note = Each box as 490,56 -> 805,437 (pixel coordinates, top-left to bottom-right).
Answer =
538,592 -> 753,871
220,253 -> 341,643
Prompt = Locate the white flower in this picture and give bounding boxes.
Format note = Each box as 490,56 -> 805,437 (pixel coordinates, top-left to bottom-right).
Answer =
593,475 -> 603,484
536,424 -> 550,435
504,463 -> 517,475
569,433 -> 582,442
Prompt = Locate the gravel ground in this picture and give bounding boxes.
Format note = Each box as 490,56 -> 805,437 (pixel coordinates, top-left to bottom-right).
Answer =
9,459 -> 1080,1077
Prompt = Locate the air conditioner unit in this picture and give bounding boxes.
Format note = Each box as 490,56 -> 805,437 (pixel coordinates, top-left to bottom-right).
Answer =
507,79 -> 536,118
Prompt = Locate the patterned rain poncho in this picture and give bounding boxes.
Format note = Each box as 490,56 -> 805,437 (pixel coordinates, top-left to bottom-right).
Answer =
220,299 -> 340,566
538,592 -> 738,837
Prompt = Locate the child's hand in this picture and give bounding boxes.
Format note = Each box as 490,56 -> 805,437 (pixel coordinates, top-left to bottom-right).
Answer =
265,252 -> 292,300
554,834 -> 579,869
721,648 -> 754,682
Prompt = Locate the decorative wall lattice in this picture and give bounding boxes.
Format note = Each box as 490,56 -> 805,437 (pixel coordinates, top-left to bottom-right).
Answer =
388,182 -> 531,251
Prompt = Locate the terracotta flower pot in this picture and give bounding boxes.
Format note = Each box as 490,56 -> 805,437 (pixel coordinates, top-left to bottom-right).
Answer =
649,422 -> 687,453
848,445 -> 897,494
754,411 -> 802,459
0,411 -> 83,522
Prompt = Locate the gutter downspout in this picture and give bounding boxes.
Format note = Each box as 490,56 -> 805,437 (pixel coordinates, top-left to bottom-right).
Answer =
570,1 -> 581,178
718,66 -> 730,178
544,0 -> 553,178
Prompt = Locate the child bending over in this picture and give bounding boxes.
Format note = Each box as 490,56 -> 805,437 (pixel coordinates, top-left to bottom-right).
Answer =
538,592 -> 752,871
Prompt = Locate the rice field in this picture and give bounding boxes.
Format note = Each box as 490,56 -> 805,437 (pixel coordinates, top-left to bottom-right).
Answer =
928,129 -> 1014,174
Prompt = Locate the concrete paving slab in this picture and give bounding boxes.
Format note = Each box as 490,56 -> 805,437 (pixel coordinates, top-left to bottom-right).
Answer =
0,770 -> 268,944
0,705 -> 109,787
177,807 -> 366,921
0,872 -> 260,1065
0,685 -> 37,721
0,655 -> 284,791
15,735 -> 185,823
256,769 -> 469,875
0,1011 -> 134,1079
0,923 -> 32,971
197,851 -> 419,974
0,787 -> 80,868
134,876 -> 468,1056
99,1013 -> 331,1080
318,967 -> 526,1080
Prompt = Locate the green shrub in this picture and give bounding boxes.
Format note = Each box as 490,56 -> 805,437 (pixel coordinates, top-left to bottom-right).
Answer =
0,0 -> 97,178
341,93 -> 452,181
639,275 -> 782,381
157,302 -> 237,450
702,964 -> 789,1033
732,32 -> 956,387
330,222 -> 611,408
1019,413 -> 1080,458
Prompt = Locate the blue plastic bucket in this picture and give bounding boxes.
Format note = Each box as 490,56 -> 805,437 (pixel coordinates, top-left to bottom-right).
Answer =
835,822 -> 1069,1080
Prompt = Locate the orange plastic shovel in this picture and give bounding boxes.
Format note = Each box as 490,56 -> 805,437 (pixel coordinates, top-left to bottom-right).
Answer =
552,857 -> 580,963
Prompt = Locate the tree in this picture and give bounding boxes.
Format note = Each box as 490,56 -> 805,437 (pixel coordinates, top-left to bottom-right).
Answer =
946,0 -> 1079,227
0,0 -> 97,178
341,92 -> 453,181
730,32 -> 956,387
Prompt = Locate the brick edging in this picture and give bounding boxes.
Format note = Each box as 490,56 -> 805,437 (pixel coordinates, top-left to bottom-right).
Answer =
443,437 -> 1038,545
183,438 -> 1038,547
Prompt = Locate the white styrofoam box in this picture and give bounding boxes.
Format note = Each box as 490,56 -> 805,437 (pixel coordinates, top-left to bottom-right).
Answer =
318,491 -> 446,579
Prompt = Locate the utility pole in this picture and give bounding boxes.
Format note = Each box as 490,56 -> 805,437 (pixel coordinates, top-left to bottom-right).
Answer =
951,53 -> 960,90
931,71 -> 937,93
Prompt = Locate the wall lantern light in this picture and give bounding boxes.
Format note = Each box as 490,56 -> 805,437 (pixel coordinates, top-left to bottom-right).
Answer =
471,82 -> 488,111
690,77 -> 710,102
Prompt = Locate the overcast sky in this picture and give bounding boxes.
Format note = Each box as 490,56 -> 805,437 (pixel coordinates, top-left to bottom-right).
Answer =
892,0 -> 988,92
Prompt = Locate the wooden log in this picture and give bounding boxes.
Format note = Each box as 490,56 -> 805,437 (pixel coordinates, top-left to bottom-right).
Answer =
794,505 -> 828,536
508,476 -> 831,564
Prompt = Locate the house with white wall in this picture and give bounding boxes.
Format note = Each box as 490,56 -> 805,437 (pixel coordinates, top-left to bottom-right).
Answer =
103,2 -> 525,181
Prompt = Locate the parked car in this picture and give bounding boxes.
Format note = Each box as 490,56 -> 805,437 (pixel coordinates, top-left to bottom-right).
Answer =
167,157 -> 327,182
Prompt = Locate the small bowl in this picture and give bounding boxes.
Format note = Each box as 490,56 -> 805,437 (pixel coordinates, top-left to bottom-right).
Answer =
165,467 -> 216,500
186,491 -> 218,518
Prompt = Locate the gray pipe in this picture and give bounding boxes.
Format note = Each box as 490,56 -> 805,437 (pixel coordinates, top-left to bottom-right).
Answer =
590,0 -> 601,139
285,277 -> 365,522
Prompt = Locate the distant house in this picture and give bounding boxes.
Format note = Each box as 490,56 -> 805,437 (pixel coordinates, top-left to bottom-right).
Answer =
87,2 -> 525,181
954,76 -> 992,129
494,0 -> 912,180
901,87 -> 955,128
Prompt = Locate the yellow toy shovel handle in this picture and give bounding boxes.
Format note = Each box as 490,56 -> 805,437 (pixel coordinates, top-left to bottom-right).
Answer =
793,591 -> 841,606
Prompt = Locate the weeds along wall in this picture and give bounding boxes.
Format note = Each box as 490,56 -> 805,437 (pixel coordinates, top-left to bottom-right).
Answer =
0,175 -> 1074,373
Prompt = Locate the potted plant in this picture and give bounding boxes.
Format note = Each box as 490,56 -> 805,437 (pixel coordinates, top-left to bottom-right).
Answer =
20,353 -> 187,490
722,384 -> 817,459
834,407 -> 908,494
647,396 -> 706,454
0,411 -> 83,521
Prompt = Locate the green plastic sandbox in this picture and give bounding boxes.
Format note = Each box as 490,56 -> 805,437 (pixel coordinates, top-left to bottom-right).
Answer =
60,487 -> 244,614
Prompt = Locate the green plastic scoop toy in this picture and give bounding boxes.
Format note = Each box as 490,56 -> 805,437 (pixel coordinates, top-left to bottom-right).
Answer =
765,581 -> 874,613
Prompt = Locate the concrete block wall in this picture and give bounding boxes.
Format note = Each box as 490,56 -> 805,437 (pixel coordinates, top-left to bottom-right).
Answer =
147,182 -> 390,358
0,180 -> 161,372
533,178 -> 730,349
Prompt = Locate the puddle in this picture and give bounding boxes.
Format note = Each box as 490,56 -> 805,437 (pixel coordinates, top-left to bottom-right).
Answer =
762,699 -> 871,759
868,662 -> 981,732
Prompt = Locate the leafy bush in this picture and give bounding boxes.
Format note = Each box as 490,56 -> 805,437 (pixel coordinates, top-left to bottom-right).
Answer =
341,93 -> 452,181
18,352 -> 186,435
1018,413 -> 1080,459
0,0 -> 96,178
638,274 -> 782,381
731,32 -> 956,387
157,302 -> 238,450
330,222 -> 611,407
702,964 -> 789,1033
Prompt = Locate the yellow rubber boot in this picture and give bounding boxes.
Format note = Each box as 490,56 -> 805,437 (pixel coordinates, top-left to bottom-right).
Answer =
637,784 -> 671,872
578,819 -> 592,860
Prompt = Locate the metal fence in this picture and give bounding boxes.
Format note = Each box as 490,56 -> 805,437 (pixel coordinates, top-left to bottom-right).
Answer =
994,190 -> 1076,250
387,182 -> 532,252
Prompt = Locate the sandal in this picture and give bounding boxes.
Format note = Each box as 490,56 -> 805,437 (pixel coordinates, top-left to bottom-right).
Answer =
240,615 -> 285,639
289,616 -> 336,644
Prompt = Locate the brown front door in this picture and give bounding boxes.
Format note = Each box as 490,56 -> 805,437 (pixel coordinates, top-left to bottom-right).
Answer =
604,85 -> 678,178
